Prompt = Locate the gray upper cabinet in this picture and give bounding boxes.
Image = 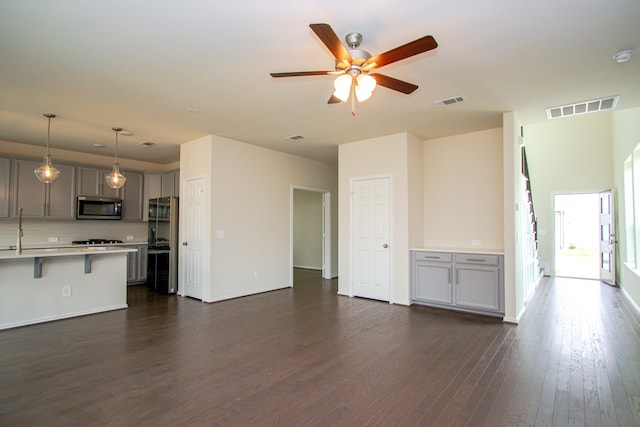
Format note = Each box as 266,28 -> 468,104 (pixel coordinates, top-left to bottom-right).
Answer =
0,157 -> 10,218
46,163 -> 76,219
76,167 -> 119,198
161,170 -> 180,197
12,159 -> 76,219
143,170 -> 179,221
121,171 -> 144,221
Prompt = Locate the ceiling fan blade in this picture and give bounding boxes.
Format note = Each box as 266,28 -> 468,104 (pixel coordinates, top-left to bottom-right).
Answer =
310,23 -> 353,64
365,35 -> 438,69
328,94 -> 342,104
270,71 -> 334,78
371,73 -> 419,94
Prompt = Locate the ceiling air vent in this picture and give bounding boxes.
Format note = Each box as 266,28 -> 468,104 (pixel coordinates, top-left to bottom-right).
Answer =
138,141 -> 157,147
285,135 -> 304,141
546,96 -> 619,119
433,96 -> 466,108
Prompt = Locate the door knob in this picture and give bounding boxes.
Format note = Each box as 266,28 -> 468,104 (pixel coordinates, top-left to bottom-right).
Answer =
182,242 -> 188,246
383,243 -> 389,248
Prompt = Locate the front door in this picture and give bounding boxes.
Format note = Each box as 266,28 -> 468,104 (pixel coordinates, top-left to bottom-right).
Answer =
180,177 -> 205,300
599,189 -> 616,286
351,176 -> 390,301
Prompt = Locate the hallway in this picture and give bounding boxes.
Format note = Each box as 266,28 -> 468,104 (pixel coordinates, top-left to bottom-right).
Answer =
0,271 -> 639,426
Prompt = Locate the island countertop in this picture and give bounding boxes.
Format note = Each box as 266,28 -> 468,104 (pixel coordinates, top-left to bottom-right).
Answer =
0,246 -> 137,260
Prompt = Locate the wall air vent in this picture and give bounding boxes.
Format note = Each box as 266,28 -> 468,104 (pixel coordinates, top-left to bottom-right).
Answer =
546,96 -> 619,119
433,96 -> 466,108
285,135 -> 305,141
138,141 -> 157,147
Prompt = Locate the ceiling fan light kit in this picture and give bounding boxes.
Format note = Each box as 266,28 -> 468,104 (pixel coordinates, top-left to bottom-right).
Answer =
270,23 -> 438,115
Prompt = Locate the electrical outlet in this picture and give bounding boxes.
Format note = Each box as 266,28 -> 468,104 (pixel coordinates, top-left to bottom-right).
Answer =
62,286 -> 72,297
472,239 -> 481,246
126,235 -> 134,241
48,236 -> 59,243
254,270 -> 259,278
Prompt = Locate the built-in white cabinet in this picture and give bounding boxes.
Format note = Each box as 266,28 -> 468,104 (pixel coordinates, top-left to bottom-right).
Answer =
0,157 -> 10,218
12,159 -> 76,219
411,250 -> 504,317
126,244 -> 148,284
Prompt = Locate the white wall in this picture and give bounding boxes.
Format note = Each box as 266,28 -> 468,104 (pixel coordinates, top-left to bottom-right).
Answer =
338,133 -> 413,305
293,189 -> 323,270
181,135 -> 337,303
423,128 -> 504,250
612,107 -> 640,311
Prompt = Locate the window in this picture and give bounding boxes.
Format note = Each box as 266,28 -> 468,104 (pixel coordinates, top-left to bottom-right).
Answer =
623,143 -> 640,268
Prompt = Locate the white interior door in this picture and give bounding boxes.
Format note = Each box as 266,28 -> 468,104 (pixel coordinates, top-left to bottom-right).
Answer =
599,189 -> 616,286
180,177 -> 205,300
351,177 -> 390,301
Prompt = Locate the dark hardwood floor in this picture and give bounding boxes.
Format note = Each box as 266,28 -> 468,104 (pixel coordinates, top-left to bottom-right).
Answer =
1,270 -> 639,426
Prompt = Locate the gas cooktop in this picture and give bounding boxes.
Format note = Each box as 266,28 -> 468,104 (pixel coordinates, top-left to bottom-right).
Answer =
72,239 -> 123,245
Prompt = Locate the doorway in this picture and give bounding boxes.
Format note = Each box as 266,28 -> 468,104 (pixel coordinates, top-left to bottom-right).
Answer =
291,187 -> 331,285
554,193 -> 599,279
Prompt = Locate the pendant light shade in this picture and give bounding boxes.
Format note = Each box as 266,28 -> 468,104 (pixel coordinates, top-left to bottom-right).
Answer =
106,127 -> 126,189
34,113 -> 60,183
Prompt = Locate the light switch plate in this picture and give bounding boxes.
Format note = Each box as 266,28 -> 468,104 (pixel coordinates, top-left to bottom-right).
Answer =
126,235 -> 134,240
472,239 -> 481,246
216,230 -> 225,239
48,237 -> 59,243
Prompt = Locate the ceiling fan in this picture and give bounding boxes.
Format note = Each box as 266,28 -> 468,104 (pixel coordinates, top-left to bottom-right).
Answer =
270,23 -> 438,115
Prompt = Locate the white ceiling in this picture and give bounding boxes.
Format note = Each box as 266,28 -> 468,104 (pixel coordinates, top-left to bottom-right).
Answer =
1,0 -> 639,165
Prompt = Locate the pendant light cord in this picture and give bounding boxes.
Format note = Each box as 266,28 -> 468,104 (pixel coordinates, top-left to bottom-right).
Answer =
112,127 -> 122,164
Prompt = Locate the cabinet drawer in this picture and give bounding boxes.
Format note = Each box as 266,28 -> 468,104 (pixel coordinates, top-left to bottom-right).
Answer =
454,253 -> 499,266
413,251 -> 452,262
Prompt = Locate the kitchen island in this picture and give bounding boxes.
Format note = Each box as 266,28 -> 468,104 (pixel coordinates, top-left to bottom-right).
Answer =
0,246 -> 136,330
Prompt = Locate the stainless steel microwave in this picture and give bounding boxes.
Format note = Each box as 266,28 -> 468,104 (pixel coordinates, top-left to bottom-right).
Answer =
76,196 -> 122,220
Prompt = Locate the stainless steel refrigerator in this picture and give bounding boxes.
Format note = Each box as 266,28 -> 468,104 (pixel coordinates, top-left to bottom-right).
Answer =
147,196 -> 179,294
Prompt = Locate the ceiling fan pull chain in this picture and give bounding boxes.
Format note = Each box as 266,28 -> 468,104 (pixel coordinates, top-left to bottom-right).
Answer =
351,84 -> 356,116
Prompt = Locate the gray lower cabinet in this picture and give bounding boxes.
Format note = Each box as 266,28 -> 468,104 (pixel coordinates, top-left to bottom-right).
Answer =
412,250 -> 504,317
126,244 -> 148,284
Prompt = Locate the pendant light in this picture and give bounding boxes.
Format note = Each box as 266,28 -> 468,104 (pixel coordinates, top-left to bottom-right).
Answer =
34,113 -> 61,183
105,127 -> 127,189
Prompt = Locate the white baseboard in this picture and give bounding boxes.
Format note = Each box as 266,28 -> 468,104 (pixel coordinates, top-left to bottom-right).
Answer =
0,304 -> 128,331
621,287 -> 640,316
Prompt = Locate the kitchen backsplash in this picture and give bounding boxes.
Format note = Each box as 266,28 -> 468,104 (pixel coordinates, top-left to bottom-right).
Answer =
0,219 -> 148,248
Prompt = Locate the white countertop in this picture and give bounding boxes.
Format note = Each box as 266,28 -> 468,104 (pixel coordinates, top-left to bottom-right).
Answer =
0,246 -> 137,260
410,247 -> 504,255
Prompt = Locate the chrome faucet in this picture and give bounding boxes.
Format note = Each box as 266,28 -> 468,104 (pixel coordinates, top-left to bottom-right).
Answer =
16,207 -> 23,255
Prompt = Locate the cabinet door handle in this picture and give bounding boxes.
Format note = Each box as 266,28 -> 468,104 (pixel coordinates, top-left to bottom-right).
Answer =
466,258 -> 485,262
424,256 -> 440,259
